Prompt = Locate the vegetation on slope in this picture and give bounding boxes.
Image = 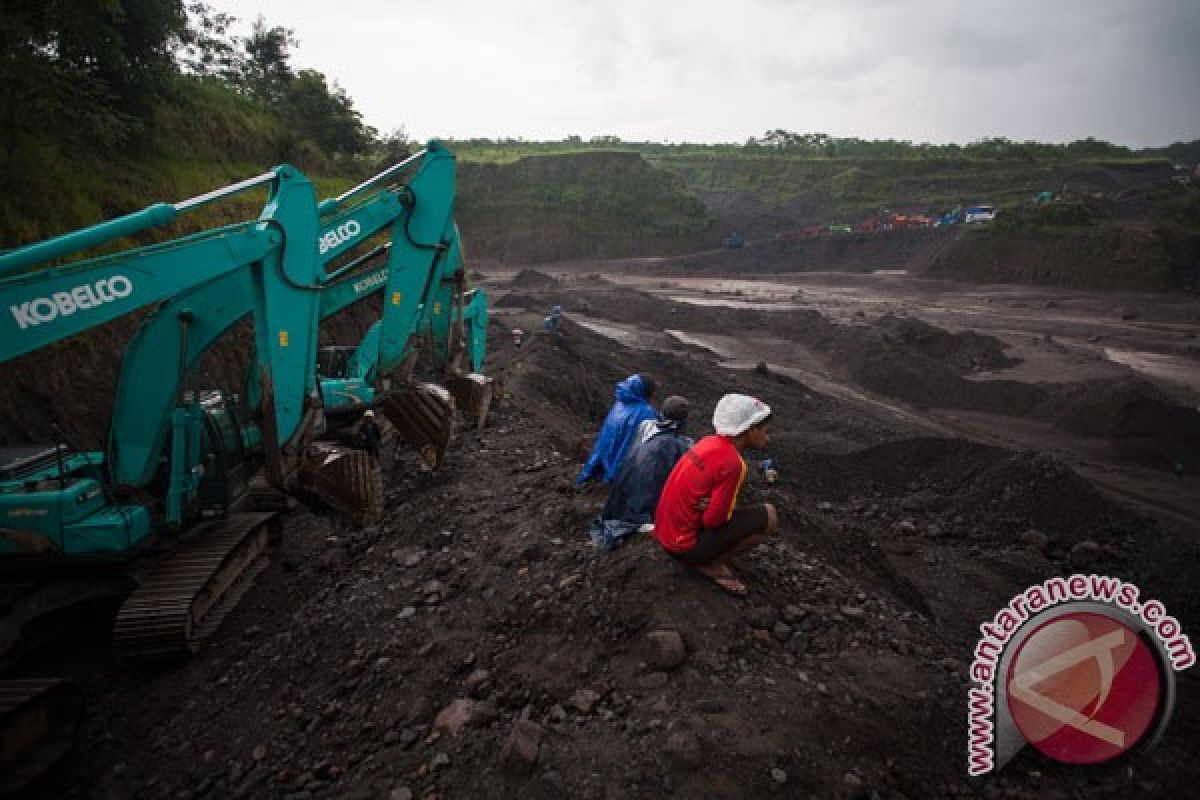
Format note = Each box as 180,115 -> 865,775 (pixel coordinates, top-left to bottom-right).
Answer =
458,151 -> 713,263
0,1 -> 381,247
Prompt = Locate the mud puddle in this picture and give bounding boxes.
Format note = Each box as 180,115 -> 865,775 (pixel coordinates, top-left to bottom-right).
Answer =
665,295 -> 804,311
572,318 -> 651,347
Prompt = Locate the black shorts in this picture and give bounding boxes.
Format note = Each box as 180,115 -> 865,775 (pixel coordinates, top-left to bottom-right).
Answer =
673,505 -> 770,566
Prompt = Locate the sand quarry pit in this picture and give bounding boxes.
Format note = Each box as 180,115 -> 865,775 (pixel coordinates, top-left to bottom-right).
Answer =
15,264 -> 1200,799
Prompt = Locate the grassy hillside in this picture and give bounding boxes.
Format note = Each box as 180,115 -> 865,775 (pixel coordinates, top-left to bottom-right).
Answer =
650,153 -> 1176,219
457,150 -> 714,263
925,224 -> 1175,290
1,85 -> 714,266
0,77 -> 356,249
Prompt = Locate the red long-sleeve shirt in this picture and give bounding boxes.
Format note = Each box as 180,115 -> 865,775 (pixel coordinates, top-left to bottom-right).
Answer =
653,435 -> 747,553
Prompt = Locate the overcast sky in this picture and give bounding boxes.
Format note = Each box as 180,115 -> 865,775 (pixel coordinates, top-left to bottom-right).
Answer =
217,0 -> 1199,148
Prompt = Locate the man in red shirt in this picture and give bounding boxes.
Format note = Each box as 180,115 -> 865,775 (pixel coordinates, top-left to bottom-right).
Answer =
653,394 -> 779,595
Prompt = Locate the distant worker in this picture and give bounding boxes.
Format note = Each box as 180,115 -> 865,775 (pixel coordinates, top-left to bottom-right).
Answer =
347,409 -> 382,452
511,327 -> 526,348
653,394 -> 779,596
576,373 -> 658,485
544,305 -> 564,334
588,396 -> 693,550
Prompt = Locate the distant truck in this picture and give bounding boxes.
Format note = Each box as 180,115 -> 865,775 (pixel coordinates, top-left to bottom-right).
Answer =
723,232 -> 745,249
964,206 -> 997,223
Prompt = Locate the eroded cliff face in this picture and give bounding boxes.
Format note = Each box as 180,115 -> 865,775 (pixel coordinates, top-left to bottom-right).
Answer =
457,151 -> 715,264
922,224 -> 1175,291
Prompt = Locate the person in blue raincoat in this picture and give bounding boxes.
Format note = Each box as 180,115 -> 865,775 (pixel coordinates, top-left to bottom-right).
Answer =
576,373 -> 658,485
588,396 -> 692,550
544,305 -> 563,333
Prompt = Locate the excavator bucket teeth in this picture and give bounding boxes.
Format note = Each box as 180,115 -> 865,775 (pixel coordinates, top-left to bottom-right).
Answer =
445,373 -> 493,432
377,382 -> 455,470
296,445 -> 384,527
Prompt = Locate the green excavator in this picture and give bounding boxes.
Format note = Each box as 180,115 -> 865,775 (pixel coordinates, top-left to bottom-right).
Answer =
0,142 -> 488,791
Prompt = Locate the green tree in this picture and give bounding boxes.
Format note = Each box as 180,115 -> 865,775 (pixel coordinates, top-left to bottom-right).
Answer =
240,16 -> 297,103
1065,137 -> 1131,159
0,0 -> 186,182
177,0 -> 241,79
283,69 -> 371,156
375,127 -> 416,166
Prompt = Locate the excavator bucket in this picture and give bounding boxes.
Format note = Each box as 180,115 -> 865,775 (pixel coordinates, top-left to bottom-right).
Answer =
0,678 -> 83,794
444,373 -> 493,432
295,445 -> 384,527
377,382 -> 455,470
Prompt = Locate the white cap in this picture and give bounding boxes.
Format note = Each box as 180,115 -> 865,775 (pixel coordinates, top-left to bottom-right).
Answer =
712,393 -> 772,436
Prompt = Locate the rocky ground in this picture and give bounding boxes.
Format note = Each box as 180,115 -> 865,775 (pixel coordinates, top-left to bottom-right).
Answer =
17,270 -> 1200,799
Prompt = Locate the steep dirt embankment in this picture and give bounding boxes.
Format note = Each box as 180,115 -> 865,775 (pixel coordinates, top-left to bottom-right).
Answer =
650,153 -> 1194,290
654,229 -> 946,275
655,154 -> 1176,225
922,224 -> 1175,290
457,152 -> 714,264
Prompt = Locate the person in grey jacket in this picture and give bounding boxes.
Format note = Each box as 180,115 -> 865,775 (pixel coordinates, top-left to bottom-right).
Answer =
588,396 -> 693,550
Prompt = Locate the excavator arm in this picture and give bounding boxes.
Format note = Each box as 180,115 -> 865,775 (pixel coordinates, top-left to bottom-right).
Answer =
2,165 -> 324,533
106,143 -> 488,503
293,143 -> 492,458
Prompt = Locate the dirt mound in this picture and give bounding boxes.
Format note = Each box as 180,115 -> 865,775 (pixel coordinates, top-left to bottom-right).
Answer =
509,269 -> 559,288
650,229 -> 946,276
783,437 -> 1143,549
1048,376 -> 1200,472
504,283 -> 1197,478
872,313 -> 1015,372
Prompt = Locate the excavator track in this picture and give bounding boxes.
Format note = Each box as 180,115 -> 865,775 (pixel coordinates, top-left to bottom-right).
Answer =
112,512 -> 274,659
378,382 -> 456,470
0,678 -> 82,794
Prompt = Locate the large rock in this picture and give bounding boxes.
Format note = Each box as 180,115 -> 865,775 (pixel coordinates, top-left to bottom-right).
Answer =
434,698 -> 475,736
499,720 -> 542,775
645,629 -> 687,671
569,689 -> 601,714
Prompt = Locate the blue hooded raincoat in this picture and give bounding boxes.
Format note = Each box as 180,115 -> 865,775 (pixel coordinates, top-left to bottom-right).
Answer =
576,374 -> 658,485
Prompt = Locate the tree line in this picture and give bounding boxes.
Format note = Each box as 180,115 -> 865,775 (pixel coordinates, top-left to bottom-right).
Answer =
745,130 -> 1152,161
0,0 -> 407,183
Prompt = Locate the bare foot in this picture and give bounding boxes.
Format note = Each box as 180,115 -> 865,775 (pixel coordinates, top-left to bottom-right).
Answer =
694,562 -> 748,596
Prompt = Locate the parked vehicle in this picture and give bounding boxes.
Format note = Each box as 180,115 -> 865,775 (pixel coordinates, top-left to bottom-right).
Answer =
965,206 -> 997,223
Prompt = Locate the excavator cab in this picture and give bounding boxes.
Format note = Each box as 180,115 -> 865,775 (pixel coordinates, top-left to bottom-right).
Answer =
317,346 -> 357,380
